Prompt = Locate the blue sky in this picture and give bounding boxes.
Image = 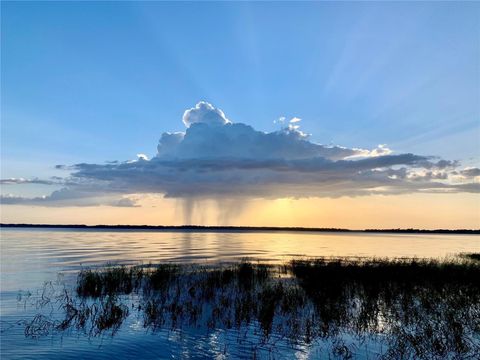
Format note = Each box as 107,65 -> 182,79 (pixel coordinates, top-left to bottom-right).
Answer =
1,2 -> 479,227
3,1 -> 478,176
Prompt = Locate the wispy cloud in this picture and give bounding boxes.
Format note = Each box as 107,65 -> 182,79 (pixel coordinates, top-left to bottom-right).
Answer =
1,102 -> 478,206
0,188 -> 139,207
0,178 -> 58,185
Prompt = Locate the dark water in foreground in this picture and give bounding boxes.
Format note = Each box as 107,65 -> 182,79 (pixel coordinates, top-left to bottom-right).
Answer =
1,229 -> 479,359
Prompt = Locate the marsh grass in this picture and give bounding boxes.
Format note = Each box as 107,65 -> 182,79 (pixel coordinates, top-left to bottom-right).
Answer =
24,255 -> 480,359
290,257 -> 480,358
76,265 -> 144,297
461,252 -> 480,262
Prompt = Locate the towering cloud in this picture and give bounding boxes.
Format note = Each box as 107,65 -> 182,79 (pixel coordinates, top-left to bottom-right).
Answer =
1,102 -> 478,206
182,101 -> 231,127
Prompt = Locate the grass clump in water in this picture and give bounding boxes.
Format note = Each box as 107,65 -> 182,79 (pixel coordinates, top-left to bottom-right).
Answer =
149,264 -> 179,291
76,266 -> 144,297
460,252 -> 480,262
25,256 -> 480,359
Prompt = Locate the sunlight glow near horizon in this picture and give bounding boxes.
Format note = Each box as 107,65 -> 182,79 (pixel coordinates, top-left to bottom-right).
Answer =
2,193 -> 479,229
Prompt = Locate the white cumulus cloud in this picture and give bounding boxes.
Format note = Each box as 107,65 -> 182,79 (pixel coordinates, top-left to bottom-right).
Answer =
1,101 -> 478,207
182,101 -> 231,128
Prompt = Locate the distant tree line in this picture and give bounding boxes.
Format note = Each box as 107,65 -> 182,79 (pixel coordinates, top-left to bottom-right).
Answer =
1,223 -> 478,234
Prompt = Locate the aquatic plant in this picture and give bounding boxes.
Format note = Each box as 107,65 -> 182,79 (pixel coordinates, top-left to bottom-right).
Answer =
76,266 -> 143,297
23,256 -> 480,359
461,252 -> 480,262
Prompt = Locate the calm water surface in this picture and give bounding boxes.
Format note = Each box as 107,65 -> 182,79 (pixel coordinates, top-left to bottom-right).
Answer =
1,228 -> 479,359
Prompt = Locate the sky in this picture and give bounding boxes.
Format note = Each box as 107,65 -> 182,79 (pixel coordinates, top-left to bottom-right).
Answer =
1,1 -> 479,228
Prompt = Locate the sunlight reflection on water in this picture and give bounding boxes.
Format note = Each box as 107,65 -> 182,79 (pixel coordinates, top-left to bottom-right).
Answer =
1,229 -> 479,291
1,228 -> 479,359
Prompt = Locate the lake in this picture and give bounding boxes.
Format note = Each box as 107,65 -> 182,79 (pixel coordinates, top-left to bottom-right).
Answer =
1,228 -> 479,359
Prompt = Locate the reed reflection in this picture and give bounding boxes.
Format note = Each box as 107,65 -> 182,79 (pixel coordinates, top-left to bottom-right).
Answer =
22,255 -> 480,359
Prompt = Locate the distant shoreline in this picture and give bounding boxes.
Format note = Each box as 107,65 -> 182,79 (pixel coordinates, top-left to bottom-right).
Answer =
1,223 -> 478,234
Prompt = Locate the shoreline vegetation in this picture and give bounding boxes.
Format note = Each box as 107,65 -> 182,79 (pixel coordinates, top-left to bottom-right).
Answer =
22,254 -> 480,359
1,223 -> 479,234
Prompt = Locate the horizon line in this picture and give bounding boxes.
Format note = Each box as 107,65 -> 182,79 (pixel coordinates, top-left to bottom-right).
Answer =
1,223 -> 478,234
